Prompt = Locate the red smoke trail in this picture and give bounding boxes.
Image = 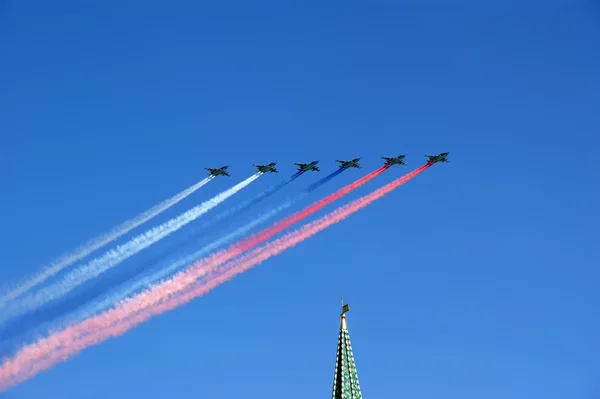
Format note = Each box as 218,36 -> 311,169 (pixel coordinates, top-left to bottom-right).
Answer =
77,166 -> 390,321
234,165 -> 388,249
0,163 -> 431,391
0,165 -> 390,390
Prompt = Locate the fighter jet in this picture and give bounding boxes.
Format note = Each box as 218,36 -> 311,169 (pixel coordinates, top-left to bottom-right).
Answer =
253,162 -> 278,173
295,161 -> 320,172
382,155 -> 407,166
425,152 -> 449,164
336,158 -> 361,169
205,166 -> 230,177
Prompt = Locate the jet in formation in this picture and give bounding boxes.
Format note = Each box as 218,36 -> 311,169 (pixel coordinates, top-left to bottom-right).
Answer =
425,152 -> 450,163
254,162 -> 278,173
336,158 -> 361,169
295,161 -> 320,172
205,166 -> 230,177
205,153 -> 447,177
382,155 -> 407,166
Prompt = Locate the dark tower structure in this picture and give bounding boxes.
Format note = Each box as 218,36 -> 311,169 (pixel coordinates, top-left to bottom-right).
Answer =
331,303 -> 363,399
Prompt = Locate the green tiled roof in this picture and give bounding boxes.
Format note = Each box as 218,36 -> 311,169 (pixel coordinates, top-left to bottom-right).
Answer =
331,304 -> 363,399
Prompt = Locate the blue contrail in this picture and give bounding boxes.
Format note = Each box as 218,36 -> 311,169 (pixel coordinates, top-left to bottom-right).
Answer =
0,174 -> 262,325
0,173 -> 308,343
48,169 -> 347,330
305,168 -> 343,192
184,171 -> 303,237
0,177 -> 214,308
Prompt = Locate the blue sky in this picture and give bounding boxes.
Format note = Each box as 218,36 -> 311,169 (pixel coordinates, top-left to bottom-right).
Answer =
1,1 -> 599,398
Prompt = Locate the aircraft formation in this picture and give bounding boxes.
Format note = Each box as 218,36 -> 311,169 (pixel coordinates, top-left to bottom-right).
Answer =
0,150 -> 449,391
205,152 -> 449,177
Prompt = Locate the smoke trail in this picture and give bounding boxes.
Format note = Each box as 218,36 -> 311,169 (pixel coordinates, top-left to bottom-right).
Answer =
182,172 -> 302,238
183,168 -> 338,242
0,174 -> 262,324
139,168 -> 347,282
102,167 -> 383,316
0,177 -> 214,308
305,168 -> 344,192
0,171 -> 309,340
0,165 -> 386,371
0,164 -> 432,391
52,169 -> 346,329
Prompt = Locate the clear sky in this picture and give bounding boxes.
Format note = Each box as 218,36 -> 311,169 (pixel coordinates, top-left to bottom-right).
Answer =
1,1 -> 599,398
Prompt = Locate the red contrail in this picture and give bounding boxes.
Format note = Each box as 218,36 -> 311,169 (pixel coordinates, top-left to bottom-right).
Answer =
0,163 -> 432,390
74,166 -> 390,326
0,165 -> 389,388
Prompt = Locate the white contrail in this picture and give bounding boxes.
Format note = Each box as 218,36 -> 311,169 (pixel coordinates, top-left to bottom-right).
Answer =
52,174 -> 340,327
0,174 -> 262,323
54,199 -> 294,330
123,197 -> 299,296
0,177 -> 214,308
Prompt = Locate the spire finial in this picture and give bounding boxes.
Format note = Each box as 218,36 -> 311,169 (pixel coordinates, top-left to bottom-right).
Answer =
340,298 -> 349,329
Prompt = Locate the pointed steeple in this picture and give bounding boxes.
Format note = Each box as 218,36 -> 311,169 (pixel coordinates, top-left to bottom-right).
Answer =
331,301 -> 363,399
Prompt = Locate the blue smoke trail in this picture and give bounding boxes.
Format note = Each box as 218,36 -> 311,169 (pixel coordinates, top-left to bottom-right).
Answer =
41,168 -> 348,332
0,175 -> 305,344
0,244 -> 175,351
306,168 -> 343,192
183,171 -> 302,237
0,170 -> 339,344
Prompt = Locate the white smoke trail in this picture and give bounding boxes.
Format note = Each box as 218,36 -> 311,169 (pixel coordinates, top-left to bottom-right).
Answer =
52,197 -> 296,330
0,174 -> 262,324
52,173 -> 340,327
0,177 -> 214,308
129,196 -> 300,293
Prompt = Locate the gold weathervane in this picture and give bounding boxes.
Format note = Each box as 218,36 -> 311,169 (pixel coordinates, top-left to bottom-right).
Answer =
340,296 -> 350,329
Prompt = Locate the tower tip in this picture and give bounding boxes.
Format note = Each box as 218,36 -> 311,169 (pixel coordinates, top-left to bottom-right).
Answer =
331,299 -> 363,398
340,302 -> 350,329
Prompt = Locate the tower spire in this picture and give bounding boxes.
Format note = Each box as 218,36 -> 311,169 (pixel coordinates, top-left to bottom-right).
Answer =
331,301 -> 363,399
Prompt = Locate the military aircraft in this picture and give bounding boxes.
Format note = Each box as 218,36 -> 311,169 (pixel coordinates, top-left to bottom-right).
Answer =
336,158 -> 361,169
205,166 -> 230,177
382,155 -> 407,166
425,152 -> 450,163
253,162 -> 278,173
295,161 -> 320,172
